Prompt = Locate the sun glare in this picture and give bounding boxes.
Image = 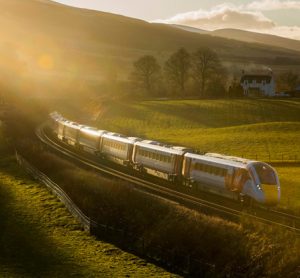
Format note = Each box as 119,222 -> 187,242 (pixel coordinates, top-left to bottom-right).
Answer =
38,54 -> 54,70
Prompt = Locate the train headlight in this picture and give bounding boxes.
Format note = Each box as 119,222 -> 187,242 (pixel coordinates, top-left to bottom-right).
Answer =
256,184 -> 262,190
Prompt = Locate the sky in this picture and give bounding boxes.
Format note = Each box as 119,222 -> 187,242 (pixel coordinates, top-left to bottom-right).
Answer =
53,0 -> 300,40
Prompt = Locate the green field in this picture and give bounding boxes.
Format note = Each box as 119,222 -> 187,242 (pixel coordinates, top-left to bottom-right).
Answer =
95,98 -> 300,210
0,136 -> 174,276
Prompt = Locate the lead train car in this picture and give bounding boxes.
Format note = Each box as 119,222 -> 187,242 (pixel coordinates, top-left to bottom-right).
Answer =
182,153 -> 280,205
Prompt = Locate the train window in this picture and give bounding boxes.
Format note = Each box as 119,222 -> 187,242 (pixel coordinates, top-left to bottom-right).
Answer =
253,163 -> 277,185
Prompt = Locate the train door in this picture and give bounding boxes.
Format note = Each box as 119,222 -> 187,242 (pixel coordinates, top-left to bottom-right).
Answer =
227,168 -> 249,192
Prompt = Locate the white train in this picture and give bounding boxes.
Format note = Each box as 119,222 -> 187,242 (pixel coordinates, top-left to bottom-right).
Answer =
49,112 -> 281,206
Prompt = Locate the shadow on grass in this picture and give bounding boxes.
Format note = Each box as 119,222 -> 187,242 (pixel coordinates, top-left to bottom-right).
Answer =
0,157 -> 84,277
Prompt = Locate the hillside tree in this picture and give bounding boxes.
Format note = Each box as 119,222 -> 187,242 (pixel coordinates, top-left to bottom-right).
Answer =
131,55 -> 161,94
278,71 -> 299,91
164,48 -> 191,94
191,48 -> 225,97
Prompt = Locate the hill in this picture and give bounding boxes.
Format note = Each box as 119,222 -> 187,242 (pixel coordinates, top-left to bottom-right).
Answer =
1,0 -> 300,98
93,99 -> 300,160
171,25 -> 300,54
171,24 -> 209,34
211,28 -> 300,54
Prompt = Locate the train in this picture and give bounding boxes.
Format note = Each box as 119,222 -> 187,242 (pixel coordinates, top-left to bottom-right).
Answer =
49,112 -> 281,206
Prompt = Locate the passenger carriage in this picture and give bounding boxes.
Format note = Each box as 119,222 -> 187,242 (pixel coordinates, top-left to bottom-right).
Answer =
62,121 -> 82,146
49,112 -> 62,134
100,133 -> 140,166
132,141 -> 189,181
78,126 -> 106,155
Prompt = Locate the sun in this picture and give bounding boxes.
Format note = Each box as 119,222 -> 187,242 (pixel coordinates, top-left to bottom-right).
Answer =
38,54 -> 54,70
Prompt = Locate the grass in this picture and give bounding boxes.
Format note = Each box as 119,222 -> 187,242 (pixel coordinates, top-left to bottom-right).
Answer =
93,98 -> 300,211
0,156 -> 175,277
276,166 -> 300,211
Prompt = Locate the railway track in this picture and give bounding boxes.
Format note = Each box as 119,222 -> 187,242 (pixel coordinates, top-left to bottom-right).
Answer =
36,125 -> 300,235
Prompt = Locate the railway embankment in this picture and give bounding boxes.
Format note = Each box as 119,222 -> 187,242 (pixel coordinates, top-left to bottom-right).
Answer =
13,137 -> 300,277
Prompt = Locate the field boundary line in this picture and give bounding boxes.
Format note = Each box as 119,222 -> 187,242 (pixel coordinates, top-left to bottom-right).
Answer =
15,150 -> 96,232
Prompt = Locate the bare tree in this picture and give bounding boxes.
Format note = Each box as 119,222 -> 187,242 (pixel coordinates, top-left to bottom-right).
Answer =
191,48 -> 223,97
131,55 -> 161,94
164,48 -> 191,94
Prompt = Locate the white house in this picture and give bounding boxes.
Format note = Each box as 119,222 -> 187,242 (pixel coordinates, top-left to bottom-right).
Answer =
240,71 -> 276,97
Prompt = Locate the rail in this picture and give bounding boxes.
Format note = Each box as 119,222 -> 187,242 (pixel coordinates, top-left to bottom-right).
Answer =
15,150 -> 96,232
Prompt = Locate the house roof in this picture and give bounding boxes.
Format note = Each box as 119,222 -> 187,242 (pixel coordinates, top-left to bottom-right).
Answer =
241,75 -> 272,84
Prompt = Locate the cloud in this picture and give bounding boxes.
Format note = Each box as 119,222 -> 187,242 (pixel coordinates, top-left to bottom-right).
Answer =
154,4 -> 275,30
245,0 -> 300,11
152,2 -> 300,40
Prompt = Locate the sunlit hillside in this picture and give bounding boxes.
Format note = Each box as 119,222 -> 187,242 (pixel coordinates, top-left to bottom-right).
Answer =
94,99 -> 300,160
1,0 -> 300,99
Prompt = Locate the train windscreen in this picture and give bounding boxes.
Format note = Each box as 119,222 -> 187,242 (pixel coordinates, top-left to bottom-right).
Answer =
253,163 -> 277,185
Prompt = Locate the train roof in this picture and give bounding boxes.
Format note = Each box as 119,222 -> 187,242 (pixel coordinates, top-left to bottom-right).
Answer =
135,141 -> 189,155
63,121 -> 82,129
205,153 -> 253,164
102,133 -> 139,144
184,152 -> 252,168
80,126 -> 106,137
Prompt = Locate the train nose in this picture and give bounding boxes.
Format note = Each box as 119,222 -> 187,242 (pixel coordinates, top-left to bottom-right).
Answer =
261,184 -> 280,205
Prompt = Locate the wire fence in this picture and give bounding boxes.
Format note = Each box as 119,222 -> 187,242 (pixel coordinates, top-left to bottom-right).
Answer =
15,150 -> 242,276
228,153 -> 299,163
15,150 -> 95,232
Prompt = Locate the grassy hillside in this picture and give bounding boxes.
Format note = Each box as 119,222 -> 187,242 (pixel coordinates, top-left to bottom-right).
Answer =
1,0 -> 300,98
0,134 -> 174,277
91,98 -> 300,210
95,99 -> 300,159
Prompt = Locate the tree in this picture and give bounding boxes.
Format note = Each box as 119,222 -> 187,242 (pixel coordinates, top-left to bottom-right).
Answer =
191,48 -> 224,97
131,55 -> 161,94
228,78 -> 244,98
278,71 -> 299,91
164,48 -> 191,94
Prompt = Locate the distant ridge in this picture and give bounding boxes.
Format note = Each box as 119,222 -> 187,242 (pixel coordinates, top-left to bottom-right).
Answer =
171,24 -> 209,35
171,24 -> 300,53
